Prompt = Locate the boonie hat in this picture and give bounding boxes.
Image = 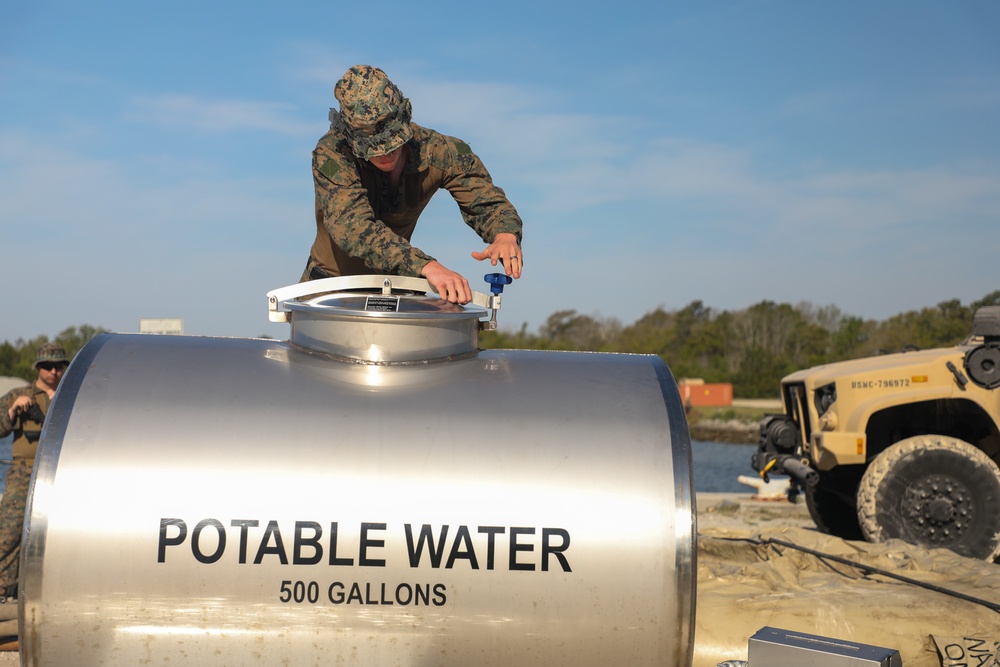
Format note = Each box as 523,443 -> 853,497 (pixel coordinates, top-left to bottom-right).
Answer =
34,342 -> 68,368
331,65 -> 413,159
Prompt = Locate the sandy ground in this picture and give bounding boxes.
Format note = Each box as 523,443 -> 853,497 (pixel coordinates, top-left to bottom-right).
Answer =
696,490 -> 813,531
0,491 -> 810,665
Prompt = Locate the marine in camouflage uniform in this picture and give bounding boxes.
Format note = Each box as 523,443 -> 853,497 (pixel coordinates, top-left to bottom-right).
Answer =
0,343 -> 69,598
303,65 -> 523,303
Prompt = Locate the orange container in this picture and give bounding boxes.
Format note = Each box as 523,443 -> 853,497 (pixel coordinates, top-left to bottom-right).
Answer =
678,382 -> 733,407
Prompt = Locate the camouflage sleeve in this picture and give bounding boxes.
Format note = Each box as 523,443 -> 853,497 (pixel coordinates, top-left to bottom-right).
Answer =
437,138 -> 523,245
0,386 -> 29,438
314,142 -> 434,277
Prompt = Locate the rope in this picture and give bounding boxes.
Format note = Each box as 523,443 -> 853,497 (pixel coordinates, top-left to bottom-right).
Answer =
707,534 -> 1000,614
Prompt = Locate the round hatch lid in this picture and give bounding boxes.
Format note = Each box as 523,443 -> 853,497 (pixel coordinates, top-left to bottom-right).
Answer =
281,279 -> 484,363
287,291 -> 479,320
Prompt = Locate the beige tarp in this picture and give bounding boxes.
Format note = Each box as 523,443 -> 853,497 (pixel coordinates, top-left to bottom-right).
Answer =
695,526 -> 1000,667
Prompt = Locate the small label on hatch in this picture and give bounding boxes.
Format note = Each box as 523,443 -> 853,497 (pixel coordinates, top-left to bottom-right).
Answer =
365,296 -> 400,312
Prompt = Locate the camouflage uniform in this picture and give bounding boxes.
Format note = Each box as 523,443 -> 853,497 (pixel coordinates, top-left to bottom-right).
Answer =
303,65 -> 522,280
0,343 -> 67,597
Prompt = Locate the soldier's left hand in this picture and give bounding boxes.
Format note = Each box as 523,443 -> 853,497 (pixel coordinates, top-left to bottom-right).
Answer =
471,232 -> 522,279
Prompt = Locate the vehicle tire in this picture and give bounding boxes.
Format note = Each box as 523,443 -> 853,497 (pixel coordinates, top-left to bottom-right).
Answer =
857,435 -> 1000,561
805,467 -> 864,541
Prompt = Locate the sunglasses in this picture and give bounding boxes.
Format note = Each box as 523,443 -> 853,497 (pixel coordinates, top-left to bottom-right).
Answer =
38,362 -> 68,371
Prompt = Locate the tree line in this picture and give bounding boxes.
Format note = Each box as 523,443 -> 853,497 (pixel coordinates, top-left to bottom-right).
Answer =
3,291 -> 998,398
481,290 -> 1000,397
0,325 -> 108,383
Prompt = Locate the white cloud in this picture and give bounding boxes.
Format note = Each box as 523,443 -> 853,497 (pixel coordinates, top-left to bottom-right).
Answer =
125,94 -> 317,136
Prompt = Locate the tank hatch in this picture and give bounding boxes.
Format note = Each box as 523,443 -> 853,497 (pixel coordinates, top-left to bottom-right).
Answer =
267,275 -> 509,364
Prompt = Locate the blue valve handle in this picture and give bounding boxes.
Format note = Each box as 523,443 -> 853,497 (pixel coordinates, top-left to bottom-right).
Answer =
484,273 -> 513,295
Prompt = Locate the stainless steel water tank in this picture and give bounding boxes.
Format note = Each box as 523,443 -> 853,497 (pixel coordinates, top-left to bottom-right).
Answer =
22,276 -> 696,666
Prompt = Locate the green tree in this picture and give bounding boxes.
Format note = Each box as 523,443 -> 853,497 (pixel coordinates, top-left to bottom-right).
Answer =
830,316 -> 869,359
666,301 -> 730,381
55,324 -> 108,357
616,308 -> 673,355
0,342 -> 20,379
732,346 -> 794,398
536,310 -> 620,351
971,290 -> 1000,310
872,299 -> 972,353
481,322 -> 539,350
0,325 -> 109,380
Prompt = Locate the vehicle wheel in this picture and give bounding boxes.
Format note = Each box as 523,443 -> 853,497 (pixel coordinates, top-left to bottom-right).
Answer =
805,467 -> 864,541
857,435 -> 1000,561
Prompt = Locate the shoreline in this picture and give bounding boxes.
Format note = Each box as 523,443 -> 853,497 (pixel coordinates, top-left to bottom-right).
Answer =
688,420 -> 758,444
686,398 -> 779,445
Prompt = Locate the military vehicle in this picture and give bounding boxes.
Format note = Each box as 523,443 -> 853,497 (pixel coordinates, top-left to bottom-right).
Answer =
751,306 -> 1000,561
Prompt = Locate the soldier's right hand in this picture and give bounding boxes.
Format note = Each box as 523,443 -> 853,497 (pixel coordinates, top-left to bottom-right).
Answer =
420,260 -> 472,304
8,396 -> 33,422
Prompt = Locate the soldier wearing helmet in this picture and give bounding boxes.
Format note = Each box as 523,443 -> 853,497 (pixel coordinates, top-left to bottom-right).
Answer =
0,342 -> 70,600
302,65 -> 523,304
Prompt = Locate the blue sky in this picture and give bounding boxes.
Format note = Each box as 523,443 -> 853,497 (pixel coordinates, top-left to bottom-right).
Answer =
2,1 -> 998,343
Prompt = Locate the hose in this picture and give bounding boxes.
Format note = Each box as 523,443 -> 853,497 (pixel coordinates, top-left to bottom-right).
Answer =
726,536 -> 1000,614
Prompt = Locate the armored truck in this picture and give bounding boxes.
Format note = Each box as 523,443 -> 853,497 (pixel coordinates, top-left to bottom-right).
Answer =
751,306 -> 1000,561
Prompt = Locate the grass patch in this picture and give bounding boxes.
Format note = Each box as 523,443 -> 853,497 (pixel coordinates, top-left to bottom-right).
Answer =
687,405 -> 771,424
705,501 -> 741,514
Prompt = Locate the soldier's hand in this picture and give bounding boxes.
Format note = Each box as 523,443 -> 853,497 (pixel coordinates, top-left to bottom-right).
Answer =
471,232 -> 522,279
420,260 -> 472,304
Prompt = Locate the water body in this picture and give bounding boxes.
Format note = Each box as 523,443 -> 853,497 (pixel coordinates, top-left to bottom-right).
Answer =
690,440 -> 758,493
